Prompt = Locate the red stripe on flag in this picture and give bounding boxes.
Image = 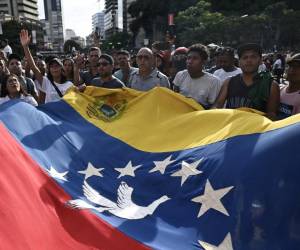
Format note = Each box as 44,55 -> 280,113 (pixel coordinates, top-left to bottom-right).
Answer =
0,123 -> 150,250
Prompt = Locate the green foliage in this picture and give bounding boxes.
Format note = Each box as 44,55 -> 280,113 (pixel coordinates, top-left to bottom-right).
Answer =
0,20 -> 23,55
128,0 -> 198,39
63,40 -> 81,54
175,0 -> 300,50
101,32 -> 132,52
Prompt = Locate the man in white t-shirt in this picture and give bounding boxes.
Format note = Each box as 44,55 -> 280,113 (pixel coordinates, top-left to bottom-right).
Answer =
213,47 -> 242,83
173,43 -> 222,108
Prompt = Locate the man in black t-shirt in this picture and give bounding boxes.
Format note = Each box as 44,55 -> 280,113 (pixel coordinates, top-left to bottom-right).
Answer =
213,43 -> 279,120
91,54 -> 124,89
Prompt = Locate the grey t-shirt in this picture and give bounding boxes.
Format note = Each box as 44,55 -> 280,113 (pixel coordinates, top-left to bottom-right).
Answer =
114,67 -> 138,86
80,70 -> 99,85
128,68 -> 170,91
173,70 -> 222,108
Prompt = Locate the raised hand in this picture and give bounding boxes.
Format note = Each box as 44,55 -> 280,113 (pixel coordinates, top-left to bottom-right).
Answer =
19,29 -> 31,47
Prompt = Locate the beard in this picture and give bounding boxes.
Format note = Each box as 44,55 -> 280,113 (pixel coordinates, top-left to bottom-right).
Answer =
100,72 -> 111,78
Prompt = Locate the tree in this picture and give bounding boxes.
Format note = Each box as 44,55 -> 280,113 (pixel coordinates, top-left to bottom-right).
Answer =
0,20 -> 23,55
63,40 -> 81,54
175,0 -> 300,50
128,0 -> 198,42
101,32 -> 132,52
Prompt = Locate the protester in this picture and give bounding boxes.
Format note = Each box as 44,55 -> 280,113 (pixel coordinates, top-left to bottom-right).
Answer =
169,47 -> 188,88
213,43 -> 279,120
79,47 -> 101,85
7,53 -> 38,102
63,58 -> 76,83
173,43 -> 222,108
128,47 -> 170,91
36,58 -> 47,77
273,53 -> 285,84
20,29 -> 73,104
113,50 -> 137,86
0,73 -> 37,106
90,54 -> 124,88
278,53 -> 300,118
206,46 -> 223,74
0,59 -> 8,91
213,47 -> 242,83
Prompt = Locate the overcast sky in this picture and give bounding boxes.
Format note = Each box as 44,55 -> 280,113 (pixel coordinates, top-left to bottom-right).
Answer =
37,0 -> 104,37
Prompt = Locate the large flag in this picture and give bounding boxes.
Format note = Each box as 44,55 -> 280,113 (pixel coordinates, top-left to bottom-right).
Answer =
0,87 -> 300,250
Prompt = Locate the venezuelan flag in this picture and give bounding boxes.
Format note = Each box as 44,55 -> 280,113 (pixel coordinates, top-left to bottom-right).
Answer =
0,87 -> 299,250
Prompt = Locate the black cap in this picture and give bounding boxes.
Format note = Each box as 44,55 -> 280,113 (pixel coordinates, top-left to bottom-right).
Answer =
48,58 -> 63,67
237,43 -> 262,58
286,53 -> 300,64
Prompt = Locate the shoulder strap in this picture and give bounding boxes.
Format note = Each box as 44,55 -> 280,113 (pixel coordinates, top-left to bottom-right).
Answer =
49,79 -> 63,98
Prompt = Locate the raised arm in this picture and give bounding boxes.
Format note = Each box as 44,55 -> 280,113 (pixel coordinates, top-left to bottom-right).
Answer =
266,81 -> 280,120
19,29 -> 43,85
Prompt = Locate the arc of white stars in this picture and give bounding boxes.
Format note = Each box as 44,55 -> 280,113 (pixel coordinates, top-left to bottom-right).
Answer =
149,155 -> 175,174
198,233 -> 233,250
78,162 -> 104,180
47,166 -> 68,182
191,179 -> 234,218
171,158 -> 204,186
115,161 -> 142,178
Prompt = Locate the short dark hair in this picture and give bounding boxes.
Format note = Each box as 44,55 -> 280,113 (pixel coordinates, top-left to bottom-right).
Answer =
8,53 -> 21,63
188,44 -> 209,61
116,50 -> 130,57
99,54 -> 114,65
237,43 -> 262,58
89,47 -> 101,54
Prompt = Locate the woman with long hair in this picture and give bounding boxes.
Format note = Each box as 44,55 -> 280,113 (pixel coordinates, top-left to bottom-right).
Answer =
20,29 -> 73,104
0,73 -> 37,106
63,58 -> 75,82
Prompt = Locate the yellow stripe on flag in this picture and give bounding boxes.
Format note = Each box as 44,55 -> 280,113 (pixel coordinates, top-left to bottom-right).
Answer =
64,87 -> 300,152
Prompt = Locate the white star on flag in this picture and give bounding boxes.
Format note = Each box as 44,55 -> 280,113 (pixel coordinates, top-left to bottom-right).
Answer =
115,161 -> 142,178
149,155 -> 175,174
192,179 -> 234,218
47,166 -> 68,181
171,158 -> 203,186
78,162 -> 104,180
198,233 -> 233,250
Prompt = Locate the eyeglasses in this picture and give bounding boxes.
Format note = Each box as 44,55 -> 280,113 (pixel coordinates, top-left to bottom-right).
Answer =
97,62 -> 110,67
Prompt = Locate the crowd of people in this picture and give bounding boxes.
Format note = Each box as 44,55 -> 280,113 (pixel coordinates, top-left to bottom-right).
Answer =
0,29 -> 299,121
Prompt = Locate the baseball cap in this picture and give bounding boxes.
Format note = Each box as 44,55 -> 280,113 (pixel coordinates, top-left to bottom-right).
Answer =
48,58 -> 63,67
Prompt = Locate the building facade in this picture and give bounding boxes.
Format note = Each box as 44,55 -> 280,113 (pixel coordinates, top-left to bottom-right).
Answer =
0,0 -> 39,21
92,12 -> 105,40
123,0 -> 135,34
104,0 -> 123,38
65,28 -> 76,41
42,0 -> 64,52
